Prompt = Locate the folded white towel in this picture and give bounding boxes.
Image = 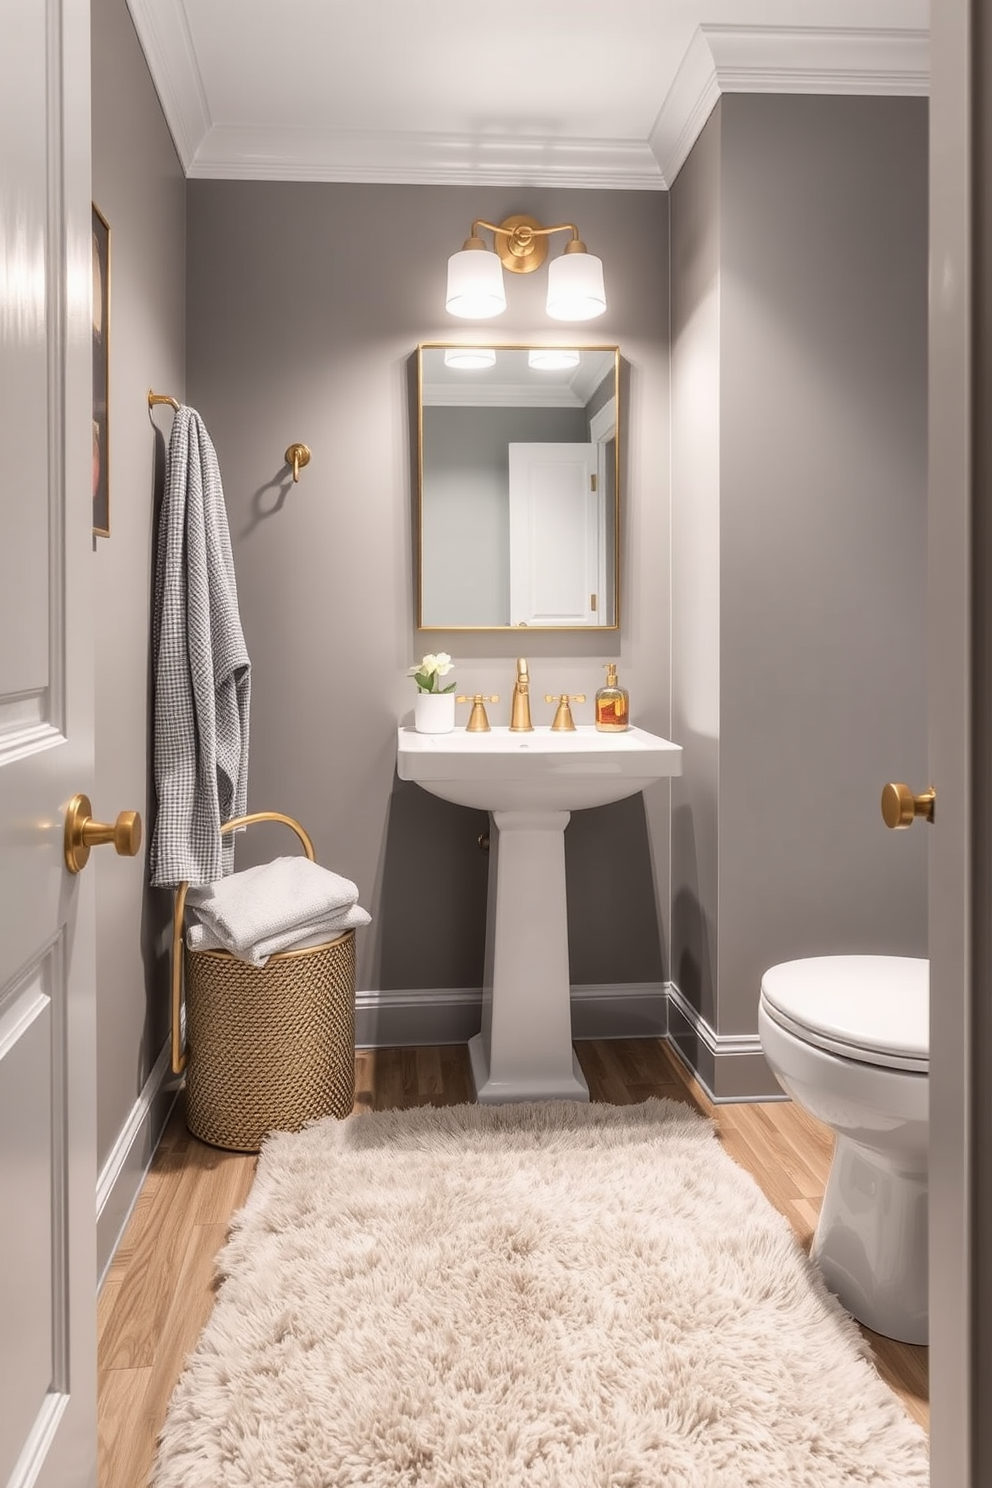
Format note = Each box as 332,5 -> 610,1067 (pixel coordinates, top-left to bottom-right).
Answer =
185,856 -> 367,964
186,899 -> 371,966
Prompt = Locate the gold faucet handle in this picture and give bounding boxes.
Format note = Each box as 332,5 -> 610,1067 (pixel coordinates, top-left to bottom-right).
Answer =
545,693 -> 587,731
456,694 -> 499,732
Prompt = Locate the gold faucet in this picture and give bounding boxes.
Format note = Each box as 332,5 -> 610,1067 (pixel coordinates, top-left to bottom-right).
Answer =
509,657 -> 534,731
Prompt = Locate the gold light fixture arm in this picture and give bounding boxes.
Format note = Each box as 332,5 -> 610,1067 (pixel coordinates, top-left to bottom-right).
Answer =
285,443 -> 311,482
464,216 -> 588,275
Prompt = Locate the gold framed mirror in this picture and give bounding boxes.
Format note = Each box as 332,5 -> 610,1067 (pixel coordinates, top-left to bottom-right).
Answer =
417,344 -> 620,631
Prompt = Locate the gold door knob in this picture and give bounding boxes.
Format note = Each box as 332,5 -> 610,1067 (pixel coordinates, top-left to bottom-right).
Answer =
64,793 -> 142,873
880,782 -> 936,830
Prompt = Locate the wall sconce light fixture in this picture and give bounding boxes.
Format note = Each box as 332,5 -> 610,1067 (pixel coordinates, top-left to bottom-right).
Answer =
446,214 -> 607,322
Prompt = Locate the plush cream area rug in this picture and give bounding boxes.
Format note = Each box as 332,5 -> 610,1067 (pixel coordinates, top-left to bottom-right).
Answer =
153,1098 -> 928,1487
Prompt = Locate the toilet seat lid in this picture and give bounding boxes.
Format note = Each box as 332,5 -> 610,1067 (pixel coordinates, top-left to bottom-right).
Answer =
760,955 -> 929,1072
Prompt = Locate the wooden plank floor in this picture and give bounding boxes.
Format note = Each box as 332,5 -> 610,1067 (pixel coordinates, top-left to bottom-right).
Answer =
97,1039 -> 928,1487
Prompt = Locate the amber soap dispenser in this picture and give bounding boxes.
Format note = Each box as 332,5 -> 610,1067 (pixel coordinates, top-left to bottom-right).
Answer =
595,663 -> 629,731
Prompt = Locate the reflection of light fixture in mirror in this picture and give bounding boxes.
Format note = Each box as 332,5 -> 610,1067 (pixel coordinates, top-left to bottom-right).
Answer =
527,348 -> 581,371
443,347 -> 497,370
446,215 -> 607,322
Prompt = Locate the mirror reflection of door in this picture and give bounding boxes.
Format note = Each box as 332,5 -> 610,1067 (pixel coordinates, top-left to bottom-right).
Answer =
418,346 -> 619,630
508,443 -> 599,626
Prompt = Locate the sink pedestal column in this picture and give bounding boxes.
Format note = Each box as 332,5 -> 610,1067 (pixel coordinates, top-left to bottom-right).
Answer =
468,808 -> 589,1103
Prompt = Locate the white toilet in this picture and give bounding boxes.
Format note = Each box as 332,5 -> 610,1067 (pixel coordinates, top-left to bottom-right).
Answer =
758,954 -> 929,1345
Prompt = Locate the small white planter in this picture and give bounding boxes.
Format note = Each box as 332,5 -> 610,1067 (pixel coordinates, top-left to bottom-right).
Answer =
414,691 -> 455,734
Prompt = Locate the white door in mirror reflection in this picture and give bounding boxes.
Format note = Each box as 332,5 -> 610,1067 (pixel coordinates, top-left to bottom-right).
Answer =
508,443 -> 602,626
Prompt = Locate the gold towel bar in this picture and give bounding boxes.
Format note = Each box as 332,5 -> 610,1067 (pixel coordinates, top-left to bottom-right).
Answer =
148,388 -> 180,412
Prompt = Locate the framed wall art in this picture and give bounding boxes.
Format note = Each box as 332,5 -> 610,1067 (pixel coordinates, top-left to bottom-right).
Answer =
92,202 -> 110,537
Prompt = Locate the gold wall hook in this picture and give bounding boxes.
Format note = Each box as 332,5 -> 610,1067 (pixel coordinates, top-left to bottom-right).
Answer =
456,694 -> 500,732
880,782 -> 936,829
148,388 -> 180,412
285,443 -> 311,482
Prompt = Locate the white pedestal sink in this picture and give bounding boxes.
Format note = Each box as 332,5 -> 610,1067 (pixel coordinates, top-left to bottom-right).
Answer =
396,725 -> 682,1103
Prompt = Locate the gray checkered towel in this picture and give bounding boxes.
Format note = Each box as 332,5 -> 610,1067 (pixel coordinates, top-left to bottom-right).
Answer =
150,407 -> 251,887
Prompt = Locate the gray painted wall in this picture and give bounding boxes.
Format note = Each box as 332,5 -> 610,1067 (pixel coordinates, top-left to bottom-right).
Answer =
91,0 -> 185,1168
185,183 -> 673,997
87,36 -> 928,1178
670,105 -> 723,1035
671,95 -> 929,1054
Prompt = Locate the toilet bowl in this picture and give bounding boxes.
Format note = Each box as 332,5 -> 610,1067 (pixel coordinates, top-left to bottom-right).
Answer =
758,954 -> 928,1345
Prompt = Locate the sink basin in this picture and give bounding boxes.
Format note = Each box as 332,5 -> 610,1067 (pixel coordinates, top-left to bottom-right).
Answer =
396,722 -> 683,1107
396,724 -> 682,811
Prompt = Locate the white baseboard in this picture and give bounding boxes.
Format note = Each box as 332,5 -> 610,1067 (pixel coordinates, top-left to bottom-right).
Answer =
356,982 -> 668,1049
356,986 -> 481,1049
96,1037 -> 181,1287
356,981 -> 781,1099
666,981 -> 784,1103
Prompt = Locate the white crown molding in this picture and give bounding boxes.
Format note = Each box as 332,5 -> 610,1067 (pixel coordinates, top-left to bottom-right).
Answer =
126,7 -> 930,190
126,0 -> 211,171
186,125 -> 663,189
650,24 -> 930,187
649,29 -> 724,190
422,382 -> 586,410
704,23 -> 930,96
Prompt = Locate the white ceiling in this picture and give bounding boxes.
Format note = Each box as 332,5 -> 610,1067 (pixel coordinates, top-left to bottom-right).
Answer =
126,0 -> 929,189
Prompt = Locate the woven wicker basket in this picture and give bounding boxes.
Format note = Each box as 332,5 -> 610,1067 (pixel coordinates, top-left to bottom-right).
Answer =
170,812 -> 356,1152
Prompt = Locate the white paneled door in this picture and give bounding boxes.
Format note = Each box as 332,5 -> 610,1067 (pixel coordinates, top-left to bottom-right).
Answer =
508,443 -> 601,626
0,2 -> 98,1485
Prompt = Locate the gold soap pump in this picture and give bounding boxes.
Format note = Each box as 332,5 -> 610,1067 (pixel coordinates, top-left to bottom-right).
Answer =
595,663 -> 629,731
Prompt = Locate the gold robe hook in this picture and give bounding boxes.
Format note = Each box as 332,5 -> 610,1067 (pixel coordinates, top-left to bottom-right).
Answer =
148,388 -> 180,412
285,443 -> 311,482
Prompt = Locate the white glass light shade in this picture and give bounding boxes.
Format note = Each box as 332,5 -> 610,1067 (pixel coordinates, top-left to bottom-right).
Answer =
445,249 -> 506,319
545,252 -> 607,321
444,347 -> 497,369
528,348 -> 581,371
